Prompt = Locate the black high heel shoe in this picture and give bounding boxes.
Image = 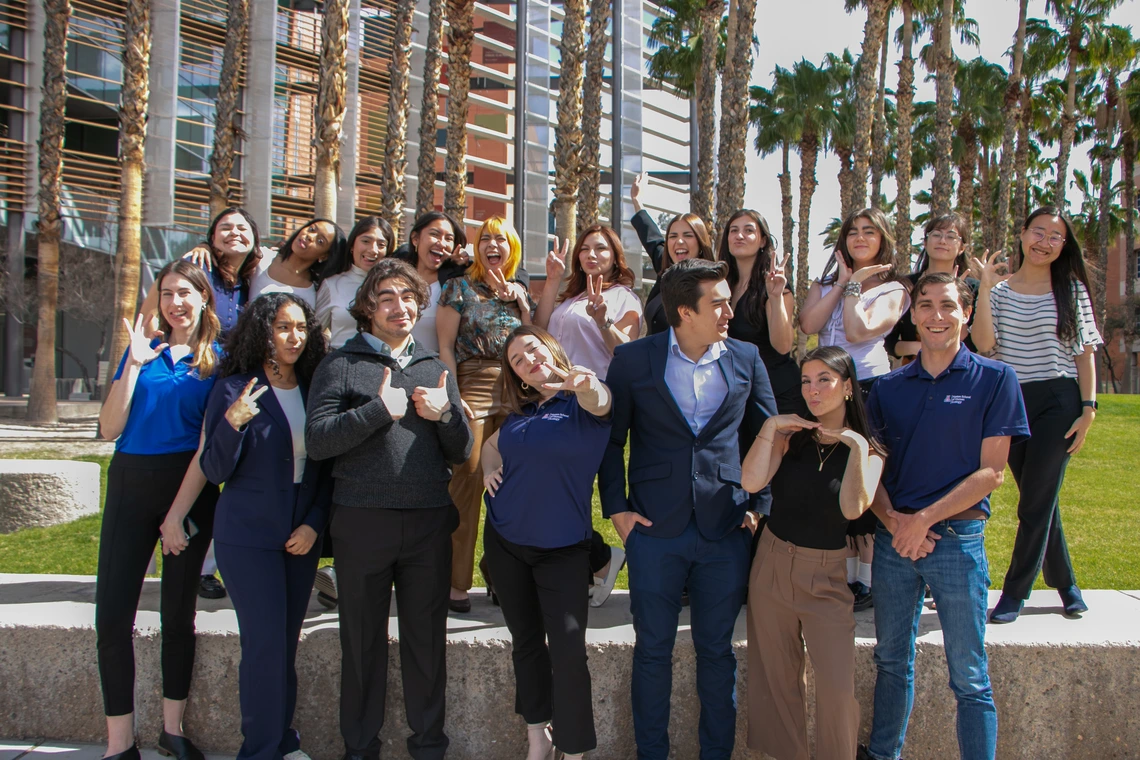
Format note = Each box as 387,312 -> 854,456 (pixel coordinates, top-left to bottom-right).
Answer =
478,555 -> 499,606
158,731 -> 205,760
104,746 -> 140,760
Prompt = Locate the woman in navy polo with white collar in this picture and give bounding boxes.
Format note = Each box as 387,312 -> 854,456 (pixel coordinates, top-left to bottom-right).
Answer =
200,293 -> 331,760
96,259 -> 223,760
480,325 -> 612,760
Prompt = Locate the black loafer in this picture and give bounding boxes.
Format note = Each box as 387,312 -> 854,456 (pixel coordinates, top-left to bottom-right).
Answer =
198,574 -> 226,600
448,596 -> 471,614
158,731 -> 205,760
850,582 -> 874,612
105,746 -> 140,760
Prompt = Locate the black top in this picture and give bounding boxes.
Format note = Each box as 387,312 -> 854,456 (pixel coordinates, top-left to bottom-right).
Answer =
729,289 -> 803,414
767,437 -> 853,550
885,273 -> 979,358
631,210 -> 671,335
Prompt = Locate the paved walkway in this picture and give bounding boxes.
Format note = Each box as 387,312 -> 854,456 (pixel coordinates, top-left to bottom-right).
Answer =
0,741 -> 231,760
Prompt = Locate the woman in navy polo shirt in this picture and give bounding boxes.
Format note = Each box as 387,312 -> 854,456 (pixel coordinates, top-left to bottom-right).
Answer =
95,260 -> 223,760
480,325 -> 612,760
200,293 -> 331,760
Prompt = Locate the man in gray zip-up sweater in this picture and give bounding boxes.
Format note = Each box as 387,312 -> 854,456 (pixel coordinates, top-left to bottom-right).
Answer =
306,258 -> 472,760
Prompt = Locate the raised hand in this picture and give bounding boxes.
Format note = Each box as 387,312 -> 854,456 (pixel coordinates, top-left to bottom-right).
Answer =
766,253 -> 789,299
451,245 -> 472,267
546,236 -> 569,283
124,313 -> 168,367
821,426 -> 869,450
483,465 -> 504,497
585,274 -> 608,328
487,267 -> 515,301
378,367 -> 408,420
225,377 -> 270,431
850,263 -> 892,285
969,249 -> 1010,290
181,245 -> 213,271
540,362 -> 600,395
833,249 -> 852,285
631,171 -> 647,203
411,371 -> 451,421
767,414 -> 821,438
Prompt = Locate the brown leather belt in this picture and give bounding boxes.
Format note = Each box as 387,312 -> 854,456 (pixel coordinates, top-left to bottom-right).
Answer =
896,507 -> 987,521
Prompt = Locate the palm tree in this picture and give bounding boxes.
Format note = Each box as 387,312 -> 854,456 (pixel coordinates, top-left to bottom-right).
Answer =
930,0 -> 956,215
953,57 -> 1005,251
444,0 -> 475,223
314,0 -> 350,220
994,0 -> 1028,256
828,50 -> 858,219
207,0 -> 248,220
1046,0 -> 1123,210
847,0 -> 891,211
416,0 -> 445,216
552,0 -> 586,244
577,0 -> 611,230
714,0 -> 757,231
106,0 -> 151,401
870,9 -> 891,209
381,1 -> 415,238
895,0 -> 916,270
750,84 -> 797,269
27,0 -> 70,423
1120,73 -> 1138,391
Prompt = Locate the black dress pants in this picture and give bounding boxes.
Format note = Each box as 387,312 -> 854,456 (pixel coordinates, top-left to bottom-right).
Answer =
1002,378 -> 1081,600
332,504 -> 458,760
95,451 -> 219,716
482,520 -> 596,755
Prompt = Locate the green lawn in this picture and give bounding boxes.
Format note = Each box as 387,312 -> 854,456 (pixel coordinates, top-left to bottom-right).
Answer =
2,396 -> 1138,591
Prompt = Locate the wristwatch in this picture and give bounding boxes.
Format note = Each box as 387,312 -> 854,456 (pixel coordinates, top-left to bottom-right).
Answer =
439,408 -> 454,423
602,317 -> 616,330
1081,400 -> 1098,411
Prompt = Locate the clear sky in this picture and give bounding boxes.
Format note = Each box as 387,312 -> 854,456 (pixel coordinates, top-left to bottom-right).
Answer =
739,0 -> 1140,279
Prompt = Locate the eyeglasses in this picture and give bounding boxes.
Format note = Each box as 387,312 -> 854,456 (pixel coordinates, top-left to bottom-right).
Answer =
1026,227 -> 1066,246
927,231 -> 961,243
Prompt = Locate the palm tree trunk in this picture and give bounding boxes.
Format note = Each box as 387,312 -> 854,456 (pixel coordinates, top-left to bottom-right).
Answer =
836,143 -> 854,218
106,0 -> 150,401
444,0 -> 475,223
996,0 -> 1027,257
1094,77 -> 1118,359
207,0 -> 248,220
28,0 -> 71,423
416,0 -> 445,216
552,0 -> 585,244
779,141 -> 794,266
931,0 -> 955,216
894,0 -> 915,273
978,146 -> 994,254
869,11 -> 890,209
381,0 -> 415,239
692,0 -> 721,225
1054,32 -> 1079,210
714,0 -> 757,232
795,133 -> 819,317
851,0 -> 890,212
1012,88 -> 1031,269
314,0 -> 350,221
1121,117 -> 1136,392
577,0 -> 610,231
956,123 -> 977,249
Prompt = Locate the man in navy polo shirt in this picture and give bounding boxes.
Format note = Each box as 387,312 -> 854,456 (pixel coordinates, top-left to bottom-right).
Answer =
859,272 -> 1029,760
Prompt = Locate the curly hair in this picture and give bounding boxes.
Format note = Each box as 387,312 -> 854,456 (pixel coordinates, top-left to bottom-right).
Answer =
349,258 -> 430,333
219,293 -> 328,386
276,218 -> 347,285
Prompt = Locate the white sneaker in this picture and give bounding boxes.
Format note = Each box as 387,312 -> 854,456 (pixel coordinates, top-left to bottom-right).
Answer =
590,545 -> 625,608
283,750 -> 311,760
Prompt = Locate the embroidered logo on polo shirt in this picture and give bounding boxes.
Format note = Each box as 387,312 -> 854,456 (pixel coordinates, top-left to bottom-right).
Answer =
541,412 -> 570,421
944,394 -> 971,404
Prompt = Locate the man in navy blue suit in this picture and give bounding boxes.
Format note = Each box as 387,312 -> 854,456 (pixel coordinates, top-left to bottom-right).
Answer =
599,258 -> 777,759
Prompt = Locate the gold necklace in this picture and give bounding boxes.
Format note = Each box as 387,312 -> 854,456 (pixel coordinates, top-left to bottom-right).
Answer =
815,440 -> 841,472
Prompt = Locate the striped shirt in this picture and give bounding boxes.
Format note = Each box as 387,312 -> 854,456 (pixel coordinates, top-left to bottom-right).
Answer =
988,280 -> 1102,382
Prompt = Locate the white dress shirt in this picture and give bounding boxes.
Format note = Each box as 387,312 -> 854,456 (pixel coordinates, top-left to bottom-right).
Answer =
315,265 -> 367,349
664,328 -> 729,434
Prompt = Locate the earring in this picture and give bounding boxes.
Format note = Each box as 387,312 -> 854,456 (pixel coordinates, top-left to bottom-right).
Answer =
845,394 -> 851,401
521,381 -> 530,390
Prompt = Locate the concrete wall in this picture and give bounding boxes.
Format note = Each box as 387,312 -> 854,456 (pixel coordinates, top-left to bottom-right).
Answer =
1,577 -> 1138,759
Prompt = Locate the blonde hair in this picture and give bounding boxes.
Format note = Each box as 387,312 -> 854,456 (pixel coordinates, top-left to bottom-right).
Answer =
468,215 -> 522,283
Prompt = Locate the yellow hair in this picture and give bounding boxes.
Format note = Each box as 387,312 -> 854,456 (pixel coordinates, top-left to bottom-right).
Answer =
468,215 -> 522,282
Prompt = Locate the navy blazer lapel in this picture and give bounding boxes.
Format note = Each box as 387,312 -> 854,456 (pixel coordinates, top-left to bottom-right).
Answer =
702,343 -> 738,432
648,333 -> 694,434
254,370 -> 291,437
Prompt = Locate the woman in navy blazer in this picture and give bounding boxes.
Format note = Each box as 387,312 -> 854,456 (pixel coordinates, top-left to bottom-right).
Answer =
200,293 -> 331,760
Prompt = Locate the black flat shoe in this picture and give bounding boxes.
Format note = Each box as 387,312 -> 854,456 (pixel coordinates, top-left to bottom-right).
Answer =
104,746 -> 140,760
478,555 -> 499,606
158,731 -> 205,760
198,574 -> 226,600
448,596 -> 471,614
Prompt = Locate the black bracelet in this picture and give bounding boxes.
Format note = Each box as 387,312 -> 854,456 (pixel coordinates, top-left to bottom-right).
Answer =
1081,399 -> 1097,411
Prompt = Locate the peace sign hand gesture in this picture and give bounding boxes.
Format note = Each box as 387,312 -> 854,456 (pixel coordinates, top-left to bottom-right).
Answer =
546,237 -> 569,282
124,313 -> 169,368
766,253 -> 789,299
541,363 -> 600,395
225,377 -> 269,431
969,249 -> 1010,291
585,275 -> 608,328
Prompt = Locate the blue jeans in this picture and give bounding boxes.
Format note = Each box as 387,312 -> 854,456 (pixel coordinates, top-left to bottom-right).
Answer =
626,514 -> 752,760
867,519 -> 996,760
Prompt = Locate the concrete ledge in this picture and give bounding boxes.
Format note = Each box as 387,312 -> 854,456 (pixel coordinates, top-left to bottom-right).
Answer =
0,461 -> 100,533
1,575 -> 1138,759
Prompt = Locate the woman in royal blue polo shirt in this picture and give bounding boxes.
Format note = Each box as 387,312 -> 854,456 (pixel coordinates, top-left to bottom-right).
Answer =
480,325 -> 612,760
96,259 -> 223,760
200,293 -> 331,760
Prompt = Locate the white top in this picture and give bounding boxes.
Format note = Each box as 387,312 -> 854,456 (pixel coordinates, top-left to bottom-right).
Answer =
988,279 -> 1102,383
250,253 -> 317,308
316,265 -> 367,349
664,329 -> 728,434
548,285 -> 644,380
413,280 -> 443,354
272,384 -> 307,483
818,280 -> 910,380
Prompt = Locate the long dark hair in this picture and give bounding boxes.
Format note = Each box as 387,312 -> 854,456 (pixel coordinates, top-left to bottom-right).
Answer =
154,259 -> 221,379
219,292 -> 328,386
398,210 -> 467,266
788,345 -> 886,457
661,213 -> 715,273
561,224 -> 636,301
820,207 -> 898,286
332,215 -> 395,275
1019,207 -> 1095,344
203,207 -> 261,289
719,209 -> 777,326
277,218 -> 347,285
915,213 -> 969,275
